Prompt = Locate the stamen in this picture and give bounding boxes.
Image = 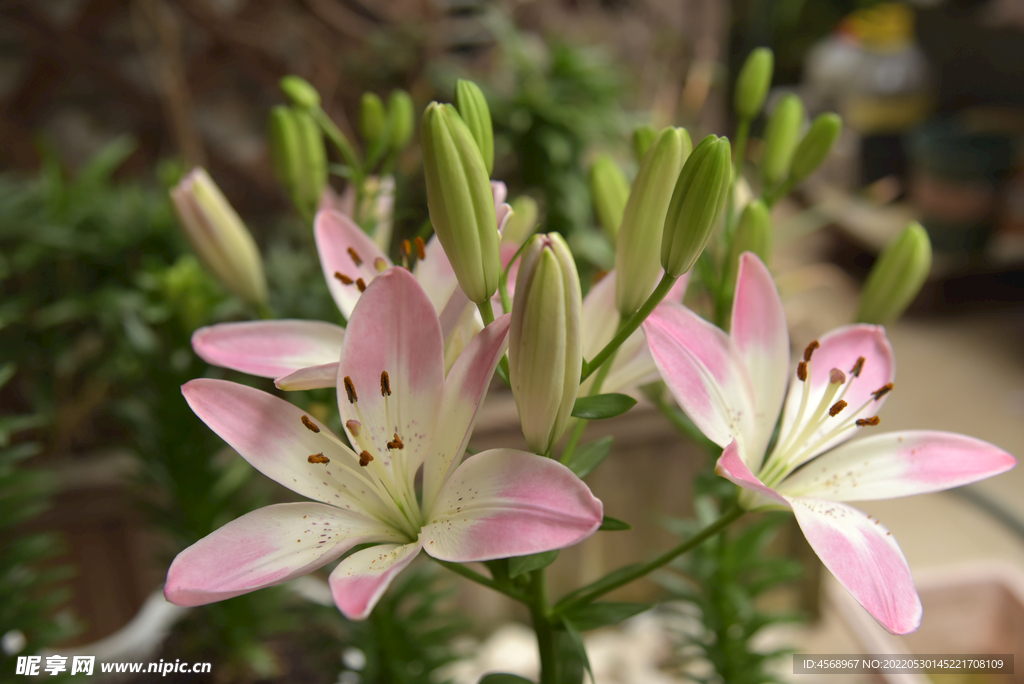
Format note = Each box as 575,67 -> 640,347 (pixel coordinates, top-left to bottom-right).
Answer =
829,400 -> 848,417
345,419 -> 361,436
830,368 -> 846,385
301,415 -> 320,433
348,247 -> 363,266
804,340 -> 820,362
380,371 -> 391,397
334,271 -> 354,285
401,239 -> 412,258
414,236 -> 426,260
797,361 -> 807,381
387,432 -> 404,450
856,416 -> 881,427
356,278 -> 367,292
374,257 -> 387,273
850,356 -> 865,377
871,383 -> 893,401
307,452 -> 329,464
344,376 -> 358,403
359,450 -> 374,466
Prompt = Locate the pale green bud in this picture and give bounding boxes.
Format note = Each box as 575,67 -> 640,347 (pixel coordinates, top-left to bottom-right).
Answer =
455,79 -> 494,175
724,200 -> 772,295
789,112 -> 842,184
661,135 -> 732,277
734,48 -> 774,121
501,195 -> 539,247
856,222 -> 932,325
421,102 -> 500,305
509,233 -> 582,455
615,127 -> 692,316
387,90 -> 414,150
279,75 -> 320,110
588,154 -> 629,242
359,92 -> 386,145
170,168 -> 268,306
632,124 -> 657,163
760,94 -> 805,187
268,106 -> 327,219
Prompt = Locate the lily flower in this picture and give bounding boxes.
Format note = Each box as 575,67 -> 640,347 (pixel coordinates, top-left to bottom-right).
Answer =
643,253 -> 1015,634
166,268 -> 603,619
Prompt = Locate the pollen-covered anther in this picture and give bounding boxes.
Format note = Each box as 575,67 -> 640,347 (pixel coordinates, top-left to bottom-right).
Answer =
850,356 -> 865,377
345,419 -> 361,436
401,239 -> 412,257
856,416 -> 881,427
358,450 -> 374,466
804,340 -> 820,362
387,432 -> 404,450
374,257 -> 387,273
347,247 -> 363,266
307,452 -> 329,464
414,236 -> 426,260
871,383 -> 894,401
356,278 -> 367,293
300,415 -> 320,433
380,371 -> 391,397
797,361 -> 808,381
830,368 -> 846,385
829,399 -> 848,417
334,271 -> 354,285
344,376 -> 358,403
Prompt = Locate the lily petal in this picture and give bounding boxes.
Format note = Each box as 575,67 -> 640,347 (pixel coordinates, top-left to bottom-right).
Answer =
329,542 -> 422,620
580,271 -> 619,362
421,449 -> 603,562
715,440 -> 790,509
275,363 -> 339,391
779,431 -> 1017,502
644,302 -> 756,449
315,210 -> 391,319
730,254 -> 789,469
789,497 -> 922,634
165,502 -> 402,607
192,320 -> 345,378
414,235 -> 460,315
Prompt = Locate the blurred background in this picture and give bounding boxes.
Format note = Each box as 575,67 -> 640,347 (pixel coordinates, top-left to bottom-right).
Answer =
2,0 -> 1023,682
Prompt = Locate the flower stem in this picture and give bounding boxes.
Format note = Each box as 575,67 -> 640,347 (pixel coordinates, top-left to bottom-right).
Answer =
725,118 -> 751,234
560,341 -> 618,465
435,559 -> 526,603
311,107 -> 363,185
528,569 -> 558,684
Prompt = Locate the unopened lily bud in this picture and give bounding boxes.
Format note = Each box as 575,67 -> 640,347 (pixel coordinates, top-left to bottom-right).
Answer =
501,195 -> 539,246
279,75 -> 320,110
509,233 -> 582,455
589,154 -> 629,242
615,127 -> 692,316
421,102 -> 500,305
387,90 -> 414,151
455,79 -> 494,175
632,124 -> 657,163
170,168 -> 268,306
789,112 -> 842,184
734,48 -> 774,121
856,222 -> 932,325
360,92 -> 386,145
760,94 -> 805,187
661,135 -> 732,277
269,105 -> 327,219
724,200 -> 772,295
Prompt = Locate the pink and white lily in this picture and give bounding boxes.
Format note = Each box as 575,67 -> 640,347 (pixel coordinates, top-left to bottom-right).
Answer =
643,252 -> 1016,634
166,268 -> 602,619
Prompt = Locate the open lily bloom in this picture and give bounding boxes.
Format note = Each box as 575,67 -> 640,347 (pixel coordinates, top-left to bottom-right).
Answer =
191,182 -> 513,390
644,253 -> 1016,634
166,268 -> 603,619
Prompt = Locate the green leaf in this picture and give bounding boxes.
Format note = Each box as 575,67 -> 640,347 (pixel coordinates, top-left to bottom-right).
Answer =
599,516 -> 631,531
571,393 -> 636,420
508,550 -> 559,579
479,675 -> 534,684
561,602 -> 651,631
565,436 -> 613,478
557,617 -> 592,683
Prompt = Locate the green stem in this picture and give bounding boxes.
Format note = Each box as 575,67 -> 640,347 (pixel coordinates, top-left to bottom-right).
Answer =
310,107 -> 363,185
762,177 -> 795,208
555,506 -> 744,612
582,273 -> 677,382
528,569 -> 557,684
435,560 -> 526,603
726,118 -> 751,235
560,342 -> 618,465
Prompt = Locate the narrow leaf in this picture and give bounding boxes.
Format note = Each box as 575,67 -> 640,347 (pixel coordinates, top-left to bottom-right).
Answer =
557,617 -> 592,682
479,675 -> 534,684
599,516 -> 631,531
554,562 -> 646,611
562,602 -> 651,631
571,393 -> 636,420
508,550 -> 559,579
565,436 -> 613,479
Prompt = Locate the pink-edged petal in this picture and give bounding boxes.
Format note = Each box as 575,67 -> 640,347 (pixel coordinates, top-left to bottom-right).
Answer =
315,210 -> 392,319
644,302 -> 756,449
422,314 -> 511,513
192,320 -> 345,378
730,253 -> 789,469
779,324 -> 896,460
789,497 -> 921,634
337,268 -> 444,486
165,502 -> 403,607
779,430 -> 1017,502
329,542 -> 422,620
492,181 -> 508,208
581,272 -> 619,361
182,379 -> 391,520
715,440 -> 790,509
496,203 -> 513,234
414,235 -> 460,315
421,449 -> 603,562
275,363 -> 339,391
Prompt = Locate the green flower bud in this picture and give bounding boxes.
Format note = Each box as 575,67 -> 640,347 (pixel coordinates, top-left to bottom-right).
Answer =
421,102 -> 500,305
615,127 -> 692,316
170,168 -> 268,306
856,222 -> 932,325
588,154 -> 630,242
509,233 -> 582,455
723,200 -> 772,296
789,112 -> 842,184
760,94 -> 805,187
632,124 -> 658,163
455,79 -> 494,175
501,195 -> 539,247
279,75 -> 321,110
734,48 -> 774,121
359,92 -> 386,145
268,105 -> 327,219
387,90 -> 414,151
661,135 -> 732,277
